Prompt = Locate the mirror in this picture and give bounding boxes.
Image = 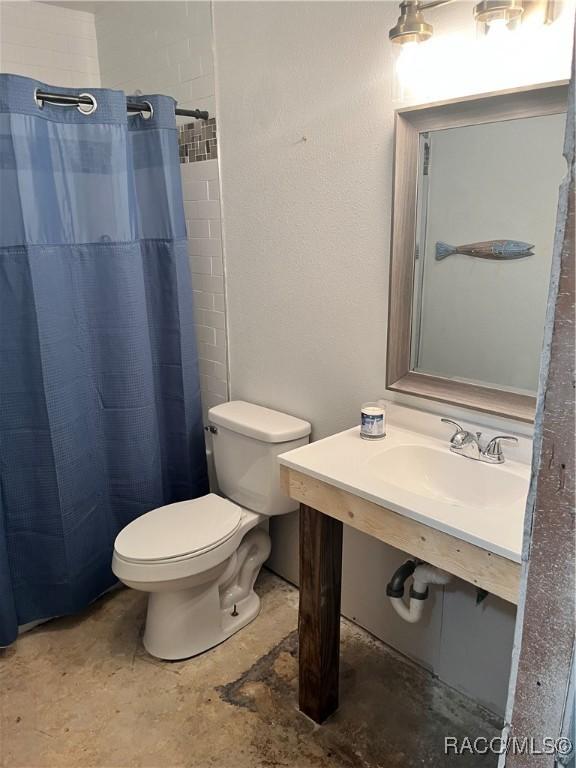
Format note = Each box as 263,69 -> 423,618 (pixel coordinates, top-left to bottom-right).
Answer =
387,84 -> 568,422
411,114 -> 566,395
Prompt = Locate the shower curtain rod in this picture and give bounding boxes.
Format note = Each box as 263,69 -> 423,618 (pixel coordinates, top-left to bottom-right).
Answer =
35,90 -> 210,120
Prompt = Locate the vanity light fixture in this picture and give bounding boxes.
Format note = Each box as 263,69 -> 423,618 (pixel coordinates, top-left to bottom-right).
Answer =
390,0 -> 556,44
389,0 -> 452,44
473,0 -> 525,28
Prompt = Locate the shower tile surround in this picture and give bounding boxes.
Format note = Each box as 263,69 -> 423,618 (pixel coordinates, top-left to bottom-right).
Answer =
180,158 -> 228,419
178,120 -> 225,418
179,118 -> 218,162
0,1 -> 100,87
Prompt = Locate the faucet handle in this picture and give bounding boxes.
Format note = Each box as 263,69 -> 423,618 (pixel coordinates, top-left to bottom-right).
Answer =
441,418 -> 471,448
484,435 -> 518,461
441,418 -> 463,431
441,418 -> 464,439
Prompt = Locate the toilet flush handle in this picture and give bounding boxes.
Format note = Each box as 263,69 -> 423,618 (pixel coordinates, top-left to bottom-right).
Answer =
204,425 -> 218,434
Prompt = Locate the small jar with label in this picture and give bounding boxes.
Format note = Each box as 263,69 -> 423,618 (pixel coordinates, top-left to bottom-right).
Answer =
360,402 -> 386,440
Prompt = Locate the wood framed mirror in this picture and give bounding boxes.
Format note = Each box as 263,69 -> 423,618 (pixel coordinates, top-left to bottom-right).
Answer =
386,82 -> 569,423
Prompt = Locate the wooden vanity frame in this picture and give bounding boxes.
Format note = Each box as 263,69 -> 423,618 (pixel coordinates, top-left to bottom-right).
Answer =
280,464 -> 521,723
387,81 -> 569,424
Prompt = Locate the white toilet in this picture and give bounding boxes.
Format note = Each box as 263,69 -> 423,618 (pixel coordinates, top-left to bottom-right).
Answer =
112,401 -> 310,660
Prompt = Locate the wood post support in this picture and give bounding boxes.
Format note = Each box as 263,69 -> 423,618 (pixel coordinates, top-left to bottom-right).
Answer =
298,504 -> 343,723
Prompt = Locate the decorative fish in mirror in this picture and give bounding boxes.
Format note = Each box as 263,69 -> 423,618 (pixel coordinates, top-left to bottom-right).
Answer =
435,240 -> 534,261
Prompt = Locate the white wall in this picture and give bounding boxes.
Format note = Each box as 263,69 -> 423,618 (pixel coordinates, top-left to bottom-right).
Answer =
212,0 -> 572,714
0,0 -> 100,87
94,1 -> 228,420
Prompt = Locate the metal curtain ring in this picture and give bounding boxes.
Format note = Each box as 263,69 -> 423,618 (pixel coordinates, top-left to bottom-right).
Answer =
76,92 -> 97,116
33,87 -> 44,109
140,100 -> 153,120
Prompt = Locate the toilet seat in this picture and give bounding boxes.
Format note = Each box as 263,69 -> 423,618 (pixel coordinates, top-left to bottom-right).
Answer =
114,494 -> 243,564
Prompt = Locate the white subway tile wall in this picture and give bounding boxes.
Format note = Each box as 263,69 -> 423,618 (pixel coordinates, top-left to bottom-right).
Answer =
94,1 -> 215,120
182,159 -> 228,416
94,2 -> 228,417
0,1 -> 100,87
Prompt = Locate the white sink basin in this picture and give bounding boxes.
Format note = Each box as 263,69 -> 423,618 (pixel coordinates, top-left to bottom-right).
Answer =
278,404 -> 531,562
367,444 -> 528,511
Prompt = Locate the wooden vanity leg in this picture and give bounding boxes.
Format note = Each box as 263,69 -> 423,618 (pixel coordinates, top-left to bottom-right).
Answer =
298,503 -> 343,723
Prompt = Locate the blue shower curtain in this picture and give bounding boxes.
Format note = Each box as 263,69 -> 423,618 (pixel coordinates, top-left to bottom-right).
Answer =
0,74 -> 208,646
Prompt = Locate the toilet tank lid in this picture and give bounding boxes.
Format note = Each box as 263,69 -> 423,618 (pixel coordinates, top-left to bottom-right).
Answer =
208,401 -> 311,443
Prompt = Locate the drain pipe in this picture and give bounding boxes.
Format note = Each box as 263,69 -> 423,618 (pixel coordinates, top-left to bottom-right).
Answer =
386,560 -> 452,623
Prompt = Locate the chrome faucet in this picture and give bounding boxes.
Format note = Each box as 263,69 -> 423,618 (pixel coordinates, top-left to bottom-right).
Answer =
441,419 -> 518,464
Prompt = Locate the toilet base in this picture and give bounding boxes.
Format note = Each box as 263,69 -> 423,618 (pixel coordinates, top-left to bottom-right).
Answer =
143,586 -> 262,661
141,527 -> 271,660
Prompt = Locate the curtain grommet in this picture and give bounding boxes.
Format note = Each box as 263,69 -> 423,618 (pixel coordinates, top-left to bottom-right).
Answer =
33,87 -> 44,109
77,92 -> 97,116
140,100 -> 154,120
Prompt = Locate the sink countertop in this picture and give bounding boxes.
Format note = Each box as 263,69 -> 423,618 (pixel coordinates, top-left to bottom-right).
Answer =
278,407 -> 531,563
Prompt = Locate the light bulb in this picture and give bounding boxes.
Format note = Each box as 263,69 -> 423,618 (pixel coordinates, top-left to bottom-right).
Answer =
400,41 -> 420,55
486,17 -> 510,37
395,40 -> 421,82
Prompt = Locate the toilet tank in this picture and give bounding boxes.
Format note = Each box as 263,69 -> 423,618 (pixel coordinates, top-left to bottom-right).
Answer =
208,401 -> 311,516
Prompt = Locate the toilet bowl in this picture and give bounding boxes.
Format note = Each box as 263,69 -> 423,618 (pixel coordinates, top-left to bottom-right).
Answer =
112,401 -> 310,660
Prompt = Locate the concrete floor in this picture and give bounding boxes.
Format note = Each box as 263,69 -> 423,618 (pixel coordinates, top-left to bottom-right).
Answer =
0,571 -> 501,768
